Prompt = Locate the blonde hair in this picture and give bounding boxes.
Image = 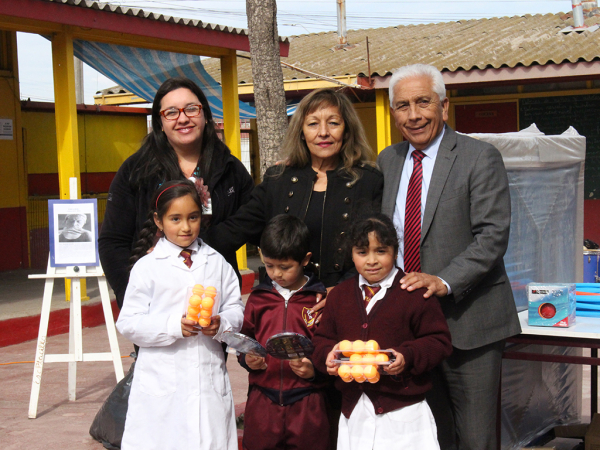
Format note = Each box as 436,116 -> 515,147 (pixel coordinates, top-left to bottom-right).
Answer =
280,88 -> 374,182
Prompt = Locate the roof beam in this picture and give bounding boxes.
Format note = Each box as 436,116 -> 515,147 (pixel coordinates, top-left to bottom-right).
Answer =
0,0 -> 290,57
367,61 -> 600,89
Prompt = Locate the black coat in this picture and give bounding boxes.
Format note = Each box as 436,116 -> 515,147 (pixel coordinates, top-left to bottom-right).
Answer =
98,148 -> 254,308
207,163 -> 383,288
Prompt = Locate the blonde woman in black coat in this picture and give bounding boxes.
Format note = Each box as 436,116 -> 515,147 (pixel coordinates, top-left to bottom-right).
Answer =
207,88 -> 383,289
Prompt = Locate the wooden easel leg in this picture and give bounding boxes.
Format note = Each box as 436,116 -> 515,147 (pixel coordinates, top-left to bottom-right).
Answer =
28,259 -> 55,419
98,276 -> 125,381
68,278 -> 83,401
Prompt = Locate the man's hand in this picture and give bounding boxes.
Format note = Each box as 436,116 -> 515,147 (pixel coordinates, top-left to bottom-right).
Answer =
383,349 -> 405,375
400,272 -> 448,298
289,358 -> 315,379
245,354 -> 267,370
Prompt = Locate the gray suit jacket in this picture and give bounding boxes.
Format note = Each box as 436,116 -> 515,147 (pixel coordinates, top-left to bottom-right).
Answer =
378,125 -> 521,350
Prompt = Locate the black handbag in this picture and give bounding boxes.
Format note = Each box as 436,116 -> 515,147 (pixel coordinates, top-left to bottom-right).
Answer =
89,360 -> 135,449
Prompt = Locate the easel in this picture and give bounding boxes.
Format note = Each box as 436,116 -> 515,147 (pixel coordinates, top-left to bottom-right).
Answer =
28,180 -> 124,418
27,257 -> 124,418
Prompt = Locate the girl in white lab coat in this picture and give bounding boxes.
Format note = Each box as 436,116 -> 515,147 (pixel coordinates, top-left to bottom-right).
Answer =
116,180 -> 244,450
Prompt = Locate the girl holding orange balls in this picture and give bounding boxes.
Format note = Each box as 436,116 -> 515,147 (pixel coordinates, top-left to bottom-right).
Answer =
312,214 -> 452,450
116,180 -> 244,450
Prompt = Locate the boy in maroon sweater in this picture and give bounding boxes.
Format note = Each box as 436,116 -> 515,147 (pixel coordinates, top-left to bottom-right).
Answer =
312,214 -> 452,450
238,215 -> 329,450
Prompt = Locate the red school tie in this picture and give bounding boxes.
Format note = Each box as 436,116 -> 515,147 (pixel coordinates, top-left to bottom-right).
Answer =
404,150 -> 425,273
180,249 -> 193,268
362,285 -> 381,308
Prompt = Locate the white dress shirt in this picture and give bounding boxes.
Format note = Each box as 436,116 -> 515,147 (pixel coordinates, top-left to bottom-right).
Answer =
273,276 -> 308,302
392,129 -> 451,293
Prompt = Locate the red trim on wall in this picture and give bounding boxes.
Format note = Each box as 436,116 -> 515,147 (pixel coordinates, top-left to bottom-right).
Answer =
454,102 -> 518,134
0,299 -> 120,348
82,172 -> 116,194
28,173 -> 59,196
28,172 -> 116,196
585,200 -> 600,244
0,207 -> 28,270
21,101 -> 151,115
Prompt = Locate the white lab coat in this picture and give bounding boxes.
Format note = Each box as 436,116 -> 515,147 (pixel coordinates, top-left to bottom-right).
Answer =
116,238 -> 244,450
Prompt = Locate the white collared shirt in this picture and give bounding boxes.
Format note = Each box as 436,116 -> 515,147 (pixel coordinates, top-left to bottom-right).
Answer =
273,276 -> 308,302
162,237 -> 201,267
358,267 -> 398,314
392,128 -> 451,294
393,128 -> 444,270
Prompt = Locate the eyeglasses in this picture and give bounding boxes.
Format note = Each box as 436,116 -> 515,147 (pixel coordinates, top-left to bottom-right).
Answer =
160,104 -> 203,121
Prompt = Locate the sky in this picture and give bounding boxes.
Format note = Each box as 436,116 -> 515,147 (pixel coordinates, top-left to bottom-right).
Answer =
16,0 -> 570,104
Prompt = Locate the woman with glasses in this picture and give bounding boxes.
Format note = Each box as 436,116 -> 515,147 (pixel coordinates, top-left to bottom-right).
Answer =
99,77 -> 254,310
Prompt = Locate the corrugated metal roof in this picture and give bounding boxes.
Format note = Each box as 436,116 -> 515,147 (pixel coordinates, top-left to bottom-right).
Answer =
201,10 -> 600,84
36,0 -> 288,43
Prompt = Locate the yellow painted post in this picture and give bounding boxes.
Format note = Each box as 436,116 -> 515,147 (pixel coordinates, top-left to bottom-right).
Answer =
52,31 -> 87,300
220,49 -> 248,271
51,31 -> 81,199
375,89 -> 392,153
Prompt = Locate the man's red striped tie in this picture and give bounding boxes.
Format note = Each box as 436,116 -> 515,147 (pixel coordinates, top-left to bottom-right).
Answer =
404,150 -> 425,273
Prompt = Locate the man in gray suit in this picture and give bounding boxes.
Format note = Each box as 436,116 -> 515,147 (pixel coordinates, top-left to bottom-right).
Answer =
377,64 -> 521,449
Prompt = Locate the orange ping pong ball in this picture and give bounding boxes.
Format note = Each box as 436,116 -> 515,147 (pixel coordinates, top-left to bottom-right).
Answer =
198,317 -> 211,327
365,340 -> 380,353
339,340 -> 353,357
362,354 -> 376,363
363,364 -> 378,379
338,364 -> 353,382
351,365 -> 366,382
352,340 -> 365,353
367,371 -> 381,384
375,353 -> 389,363
200,309 -> 212,318
189,295 -> 202,307
193,284 -> 205,295
201,297 -> 214,310
187,306 -> 201,316
349,353 -> 363,363
186,314 -> 198,323
204,286 -> 217,298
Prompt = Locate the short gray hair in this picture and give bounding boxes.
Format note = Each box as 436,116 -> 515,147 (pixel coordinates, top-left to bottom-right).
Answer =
388,64 -> 446,107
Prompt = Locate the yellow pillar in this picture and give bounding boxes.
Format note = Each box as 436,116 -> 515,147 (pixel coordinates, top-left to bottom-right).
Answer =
220,49 -> 248,271
51,30 -> 81,199
375,89 -> 392,153
52,31 -> 87,299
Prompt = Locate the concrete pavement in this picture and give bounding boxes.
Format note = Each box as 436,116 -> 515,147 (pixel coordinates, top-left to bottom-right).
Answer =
1,324 -> 250,449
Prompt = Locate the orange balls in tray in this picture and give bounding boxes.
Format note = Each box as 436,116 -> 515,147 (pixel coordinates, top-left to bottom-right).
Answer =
333,340 -> 393,383
185,284 -> 218,328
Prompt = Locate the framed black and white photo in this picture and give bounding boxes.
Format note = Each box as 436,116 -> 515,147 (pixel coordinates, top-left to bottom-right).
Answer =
48,199 -> 99,267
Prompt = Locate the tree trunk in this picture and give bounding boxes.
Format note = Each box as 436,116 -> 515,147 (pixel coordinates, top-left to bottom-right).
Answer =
246,0 -> 288,178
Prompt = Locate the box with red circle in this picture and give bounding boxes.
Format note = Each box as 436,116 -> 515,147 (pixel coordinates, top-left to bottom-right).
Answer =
527,283 -> 576,327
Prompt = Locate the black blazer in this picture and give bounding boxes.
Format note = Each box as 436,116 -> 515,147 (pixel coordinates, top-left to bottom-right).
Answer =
207,162 -> 383,288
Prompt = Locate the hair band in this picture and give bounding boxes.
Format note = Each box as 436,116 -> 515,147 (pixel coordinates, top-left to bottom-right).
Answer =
155,183 -> 188,209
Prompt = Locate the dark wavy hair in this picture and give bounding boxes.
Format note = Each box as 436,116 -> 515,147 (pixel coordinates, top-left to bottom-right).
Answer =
130,77 -> 229,187
129,179 -> 203,268
346,213 -> 399,257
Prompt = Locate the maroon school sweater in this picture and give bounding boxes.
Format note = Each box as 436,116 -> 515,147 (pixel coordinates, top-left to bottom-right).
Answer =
312,271 -> 452,418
